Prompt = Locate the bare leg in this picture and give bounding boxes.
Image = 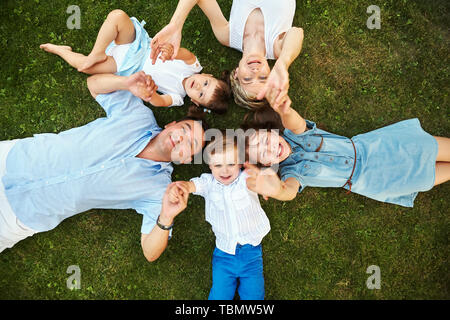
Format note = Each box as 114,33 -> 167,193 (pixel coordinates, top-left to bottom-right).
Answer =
79,9 -> 136,72
40,44 -> 117,74
434,136 -> 450,162
435,162 -> 450,186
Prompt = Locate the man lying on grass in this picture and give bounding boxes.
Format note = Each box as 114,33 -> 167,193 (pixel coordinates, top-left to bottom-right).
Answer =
0,71 -> 205,262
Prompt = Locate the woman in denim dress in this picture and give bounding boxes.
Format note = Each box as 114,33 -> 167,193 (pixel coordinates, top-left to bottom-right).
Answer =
243,90 -> 450,207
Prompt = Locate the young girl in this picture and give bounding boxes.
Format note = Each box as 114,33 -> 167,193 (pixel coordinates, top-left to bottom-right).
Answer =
243,90 -> 450,207
170,134 -> 270,300
40,9 -> 230,113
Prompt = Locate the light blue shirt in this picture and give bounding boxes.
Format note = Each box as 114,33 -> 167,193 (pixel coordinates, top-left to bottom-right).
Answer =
3,90 -> 173,233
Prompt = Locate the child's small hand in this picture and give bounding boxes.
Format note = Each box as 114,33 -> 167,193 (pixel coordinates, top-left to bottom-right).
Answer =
161,182 -> 190,221
150,22 -> 182,64
257,61 -> 290,108
244,162 -> 282,200
158,43 -> 174,63
168,184 -> 181,204
174,181 -> 193,193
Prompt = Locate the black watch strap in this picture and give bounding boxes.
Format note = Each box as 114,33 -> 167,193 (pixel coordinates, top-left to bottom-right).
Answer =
157,215 -> 174,230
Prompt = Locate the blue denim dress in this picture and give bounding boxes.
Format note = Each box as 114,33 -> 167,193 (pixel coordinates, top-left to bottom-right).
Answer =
280,119 -> 438,207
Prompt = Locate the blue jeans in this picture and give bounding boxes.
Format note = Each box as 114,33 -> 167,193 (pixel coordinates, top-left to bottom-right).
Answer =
208,244 -> 265,300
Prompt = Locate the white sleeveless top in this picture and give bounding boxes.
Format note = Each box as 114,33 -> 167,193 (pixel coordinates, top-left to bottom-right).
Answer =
229,0 -> 296,60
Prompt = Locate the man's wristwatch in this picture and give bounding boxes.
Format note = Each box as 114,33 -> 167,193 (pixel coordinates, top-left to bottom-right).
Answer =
156,215 -> 174,230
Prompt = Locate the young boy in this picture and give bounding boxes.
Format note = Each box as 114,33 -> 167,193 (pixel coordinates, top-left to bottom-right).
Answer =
170,134 -> 270,300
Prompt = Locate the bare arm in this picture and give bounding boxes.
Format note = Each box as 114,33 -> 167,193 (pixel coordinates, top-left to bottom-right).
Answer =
266,89 -> 307,134
141,183 -> 189,262
87,74 -> 130,99
175,48 -> 198,65
275,27 -> 304,70
87,71 -> 157,102
244,163 -> 300,201
147,93 -> 173,107
150,0 -> 229,62
273,177 -> 300,201
196,0 -> 229,46
257,27 -> 304,104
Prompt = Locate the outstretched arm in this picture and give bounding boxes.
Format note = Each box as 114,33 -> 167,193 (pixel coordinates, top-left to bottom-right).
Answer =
257,27 -> 304,105
150,0 -> 229,63
87,71 -> 157,102
157,42 -> 198,65
266,88 -> 307,134
244,163 -> 300,201
140,182 -> 190,262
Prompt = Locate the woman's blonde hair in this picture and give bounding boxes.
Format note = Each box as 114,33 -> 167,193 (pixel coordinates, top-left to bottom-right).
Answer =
229,69 -> 270,110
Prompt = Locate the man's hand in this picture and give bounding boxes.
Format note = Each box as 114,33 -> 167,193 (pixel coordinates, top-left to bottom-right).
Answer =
126,71 -> 158,102
150,23 -> 182,64
160,182 -> 189,224
169,181 -> 194,204
256,61 -> 289,108
244,163 -> 282,201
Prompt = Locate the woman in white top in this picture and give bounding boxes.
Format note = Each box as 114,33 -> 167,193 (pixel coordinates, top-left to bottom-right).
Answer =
151,0 -> 304,110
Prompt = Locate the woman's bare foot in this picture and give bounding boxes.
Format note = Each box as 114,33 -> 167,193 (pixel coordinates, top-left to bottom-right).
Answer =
40,43 -> 72,54
78,51 -> 108,72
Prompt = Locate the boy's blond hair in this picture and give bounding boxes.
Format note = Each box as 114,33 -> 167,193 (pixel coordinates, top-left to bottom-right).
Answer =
204,134 -> 244,165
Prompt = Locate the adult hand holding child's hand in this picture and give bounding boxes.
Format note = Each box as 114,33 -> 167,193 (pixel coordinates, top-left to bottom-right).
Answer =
158,43 -> 175,63
126,71 -> 158,102
150,22 -> 182,64
244,163 -> 282,201
265,86 -> 292,115
160,182 -> 190,224
257,61 -> 289,109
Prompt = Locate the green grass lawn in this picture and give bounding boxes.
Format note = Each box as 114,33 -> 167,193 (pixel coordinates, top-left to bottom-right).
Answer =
0,0 -> 448,299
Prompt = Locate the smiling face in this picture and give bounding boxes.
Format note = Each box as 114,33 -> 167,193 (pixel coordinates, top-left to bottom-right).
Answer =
247,130 -> 291,166
184,73 -> 219,107
160,119 -> 205,164
209,147 -> 242,185
235,54 -> 271,96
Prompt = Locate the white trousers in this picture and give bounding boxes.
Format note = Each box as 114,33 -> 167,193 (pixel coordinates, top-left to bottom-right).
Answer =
0,140 -> 36,253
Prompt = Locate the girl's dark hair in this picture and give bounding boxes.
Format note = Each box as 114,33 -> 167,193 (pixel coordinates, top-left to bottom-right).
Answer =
201,71 -> 232,114
240,106 -> 284,133
240,106 -> 285,166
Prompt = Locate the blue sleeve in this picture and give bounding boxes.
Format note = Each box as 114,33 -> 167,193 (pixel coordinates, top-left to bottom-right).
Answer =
133,169 -> 173,237
283,120 -> 317,140
280,164 -> 307,193
95,90 -> 155,120
136,201 -> 173,238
